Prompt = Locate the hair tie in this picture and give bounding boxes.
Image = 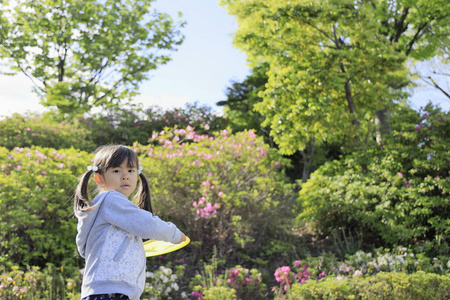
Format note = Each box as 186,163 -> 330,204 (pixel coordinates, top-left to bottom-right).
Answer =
87,165 -> 98,172
138,166 -> 143,174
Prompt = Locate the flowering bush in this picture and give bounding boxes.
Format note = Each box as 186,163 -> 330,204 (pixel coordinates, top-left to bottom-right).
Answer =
189,263 -> 267,300
136,127 -> 297,262
0,113 -> 94,151
0,146 -> 90,269
0,265 -> 81,299
272,244 -> 450,298
272,260 -> 315,297
298,104 -> 450,248
143,264 -> 185,300
286,271 -> 450,299
78,102 -> 228,149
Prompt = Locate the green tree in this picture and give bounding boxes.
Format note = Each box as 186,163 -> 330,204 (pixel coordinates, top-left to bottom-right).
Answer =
0,0 -> 184,117
298,103 -> 450,248
217,64 -> 274,146
222,0 -> 449,179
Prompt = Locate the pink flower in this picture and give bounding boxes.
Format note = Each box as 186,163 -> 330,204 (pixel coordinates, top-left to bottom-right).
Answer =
397,172 -> 403,177
294,260 -> 301,266
17,165 -> 22,170
205,124 -> 210,130
353,270 -> 362,277
274,266 -> 291,283
40,171 -> 47,175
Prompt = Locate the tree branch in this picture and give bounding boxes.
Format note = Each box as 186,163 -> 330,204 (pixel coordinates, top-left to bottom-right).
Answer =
405,22 -> 429,56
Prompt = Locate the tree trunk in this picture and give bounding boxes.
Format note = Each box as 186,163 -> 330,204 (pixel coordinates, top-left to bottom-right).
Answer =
375,108 -> 391,144
300,140 -> 316,183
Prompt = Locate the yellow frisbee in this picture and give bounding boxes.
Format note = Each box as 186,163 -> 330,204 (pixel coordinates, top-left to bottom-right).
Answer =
144,236 -> 190,257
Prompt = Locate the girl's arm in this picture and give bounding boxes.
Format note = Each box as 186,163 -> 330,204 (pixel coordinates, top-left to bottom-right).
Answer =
102,191 -> 183,244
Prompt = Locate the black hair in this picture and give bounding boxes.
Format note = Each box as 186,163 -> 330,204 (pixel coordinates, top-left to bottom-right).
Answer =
74,145 -> 153,213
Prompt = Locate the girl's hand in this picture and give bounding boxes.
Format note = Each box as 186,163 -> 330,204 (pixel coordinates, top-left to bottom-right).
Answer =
177,233 -> 186,244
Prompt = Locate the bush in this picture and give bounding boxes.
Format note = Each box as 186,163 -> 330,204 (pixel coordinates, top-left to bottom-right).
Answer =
135,127 -> 297,264
286,271 -> 450,300
297,104 -> 450,249
271,246 -> 450,298
78,102 -> 228,148
0,264 -> 81,299
189,257 -> 267,300
0,146 -> 90,270
0,113 -> 94,151
143,264 -> 186,300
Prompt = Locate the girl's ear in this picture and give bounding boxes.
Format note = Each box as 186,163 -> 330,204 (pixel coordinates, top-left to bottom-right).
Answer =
94,173 -> 105,187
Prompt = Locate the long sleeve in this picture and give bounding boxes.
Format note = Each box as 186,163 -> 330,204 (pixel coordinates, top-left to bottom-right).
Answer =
101,191 -> 182,243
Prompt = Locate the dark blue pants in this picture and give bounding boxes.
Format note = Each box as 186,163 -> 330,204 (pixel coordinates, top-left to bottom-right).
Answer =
81,294 -> 130,300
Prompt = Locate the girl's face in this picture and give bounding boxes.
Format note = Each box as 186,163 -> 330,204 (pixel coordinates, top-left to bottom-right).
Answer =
94,159 -> 139,199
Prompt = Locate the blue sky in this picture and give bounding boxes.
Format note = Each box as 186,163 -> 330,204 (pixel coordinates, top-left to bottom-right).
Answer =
0,0 -> 251,116
0,0 -> 448,116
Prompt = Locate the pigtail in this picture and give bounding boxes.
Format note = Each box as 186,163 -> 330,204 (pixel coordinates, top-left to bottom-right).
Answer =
74,170 -> 94,212
136,173 -> 153,214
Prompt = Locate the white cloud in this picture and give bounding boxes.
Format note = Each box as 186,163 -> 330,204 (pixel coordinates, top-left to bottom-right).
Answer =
0,74 -> 48,117
134,94 -> 192,110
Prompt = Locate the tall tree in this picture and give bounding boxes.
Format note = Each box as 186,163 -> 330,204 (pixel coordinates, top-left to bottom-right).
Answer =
221,0 -> 449,180
0,0 -> 184,117
217,64 -> 274,146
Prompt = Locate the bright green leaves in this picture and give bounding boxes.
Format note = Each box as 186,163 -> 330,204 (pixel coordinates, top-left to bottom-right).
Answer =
222,0 -> 448,155
0,0 -> 184,117
297,104 -> 450,246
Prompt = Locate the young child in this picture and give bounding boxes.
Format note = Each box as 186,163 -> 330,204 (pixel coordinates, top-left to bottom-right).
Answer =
74,145 -> 186,300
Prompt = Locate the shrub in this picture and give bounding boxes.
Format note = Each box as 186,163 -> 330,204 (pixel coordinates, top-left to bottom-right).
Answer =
286,271 -> 450,300
0,265 -> 81,299
143,264 -> 186,300
189,257 -> 267,300
135,127 -> 297,264
0,113 -> 94,151
78,102 -> 228,148
297,104 -> 450,249
0,146 -> 90,270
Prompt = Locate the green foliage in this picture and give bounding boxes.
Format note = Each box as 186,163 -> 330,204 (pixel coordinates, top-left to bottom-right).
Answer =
79,102 -> 228,149
142,264 -> 185,300
0,0 -> 185,116
298,104 -> 450,248
0,264 -> 81,299
0,146 -> 90,270
222,0 -> 417,154
203,287 -> 236,300
189,257 -> 267,300
0,113 -> 95,151
222,0 -> 450,160
217,64 -> 271,143
286,271 -> 450,300
135,127 -> 297,263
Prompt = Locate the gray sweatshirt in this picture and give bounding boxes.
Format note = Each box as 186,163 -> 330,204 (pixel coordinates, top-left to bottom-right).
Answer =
75,190 -> 182,300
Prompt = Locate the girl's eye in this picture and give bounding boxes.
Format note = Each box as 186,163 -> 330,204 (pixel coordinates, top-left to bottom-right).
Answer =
113,170 -> 120,173
128,169 -> 135,173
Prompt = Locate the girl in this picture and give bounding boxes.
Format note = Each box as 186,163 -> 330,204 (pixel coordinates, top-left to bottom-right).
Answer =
74,145 -> 186,300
